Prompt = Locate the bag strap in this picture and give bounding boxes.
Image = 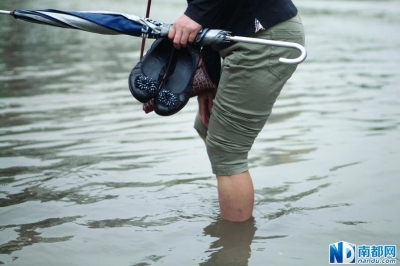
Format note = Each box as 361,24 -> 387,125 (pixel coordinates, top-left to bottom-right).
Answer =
140,0 -> 152,60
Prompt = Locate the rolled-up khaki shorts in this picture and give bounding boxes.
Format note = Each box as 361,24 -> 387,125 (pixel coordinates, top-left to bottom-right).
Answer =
194,15 -> 305,176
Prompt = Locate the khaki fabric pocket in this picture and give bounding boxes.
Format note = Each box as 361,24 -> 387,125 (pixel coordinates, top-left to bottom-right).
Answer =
267,28 -> 304,80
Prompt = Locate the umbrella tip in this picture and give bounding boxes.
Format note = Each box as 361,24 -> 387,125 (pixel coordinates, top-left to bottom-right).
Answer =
0,10 -> 13,15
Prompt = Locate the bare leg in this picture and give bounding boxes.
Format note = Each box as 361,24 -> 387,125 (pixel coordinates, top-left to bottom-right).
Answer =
217,171 -> 254,222
197,132 -> 254,222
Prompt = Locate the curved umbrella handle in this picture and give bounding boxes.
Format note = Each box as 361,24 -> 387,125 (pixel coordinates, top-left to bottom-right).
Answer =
227,36 -> 307,65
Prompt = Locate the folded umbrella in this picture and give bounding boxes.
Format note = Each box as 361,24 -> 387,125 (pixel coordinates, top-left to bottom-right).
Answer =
0,9 -> 306,64
1,9 -> 170,38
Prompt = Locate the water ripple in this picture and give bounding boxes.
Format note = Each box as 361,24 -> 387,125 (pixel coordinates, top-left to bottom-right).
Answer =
0,216 -> 82,254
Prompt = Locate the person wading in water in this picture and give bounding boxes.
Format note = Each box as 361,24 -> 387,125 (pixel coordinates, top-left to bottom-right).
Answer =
168,0 -> 305,222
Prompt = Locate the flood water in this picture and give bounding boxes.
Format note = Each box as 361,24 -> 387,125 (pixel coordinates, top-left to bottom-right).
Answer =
1,0 -> 400,265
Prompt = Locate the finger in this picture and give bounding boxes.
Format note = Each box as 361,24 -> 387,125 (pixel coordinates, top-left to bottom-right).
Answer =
173,30 -> 183,49
180,31 -> 190,47
205,107 -> 211,127
203,110 -> 209,127
207,94 -> 214,112
198,98 -> 208,127
188,31 -> 198,44
201,104 -> 209,127
168,25 -> 175,41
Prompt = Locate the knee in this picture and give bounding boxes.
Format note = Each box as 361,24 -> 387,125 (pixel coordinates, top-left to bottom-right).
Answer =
205,136 -> 249,176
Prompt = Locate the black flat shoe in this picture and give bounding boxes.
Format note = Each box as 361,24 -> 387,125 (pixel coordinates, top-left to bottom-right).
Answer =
154,44 -> 200,116
129,37 -> 174,103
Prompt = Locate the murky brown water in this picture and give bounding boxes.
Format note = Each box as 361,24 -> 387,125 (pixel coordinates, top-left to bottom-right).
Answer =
1,0 -> 400,265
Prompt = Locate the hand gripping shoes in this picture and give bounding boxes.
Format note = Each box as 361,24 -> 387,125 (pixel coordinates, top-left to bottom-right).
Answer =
153,44 -> 200,116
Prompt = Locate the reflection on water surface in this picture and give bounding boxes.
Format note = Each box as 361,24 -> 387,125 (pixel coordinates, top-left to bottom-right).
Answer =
1,0 -> 400,265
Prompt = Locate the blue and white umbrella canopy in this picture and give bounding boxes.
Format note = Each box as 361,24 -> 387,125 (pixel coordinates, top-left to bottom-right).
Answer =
10,9 -> 169,38
0,9 -> 306,64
